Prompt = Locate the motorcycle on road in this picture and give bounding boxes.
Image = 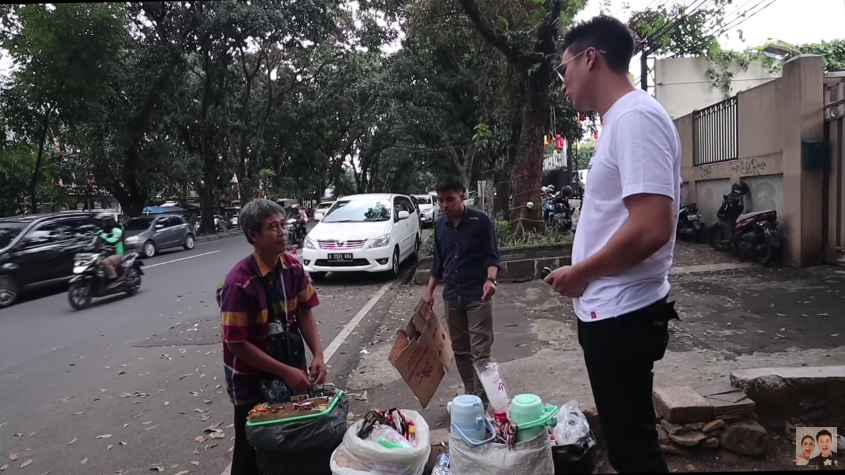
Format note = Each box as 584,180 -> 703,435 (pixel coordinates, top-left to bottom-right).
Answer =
286,218 -> 306,248
67,251 -> 144,310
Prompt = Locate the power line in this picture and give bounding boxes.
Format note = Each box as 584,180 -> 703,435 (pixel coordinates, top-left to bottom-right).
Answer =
708,0 -> 779,38
641,0 -> 713,55
699,0 -> 756,34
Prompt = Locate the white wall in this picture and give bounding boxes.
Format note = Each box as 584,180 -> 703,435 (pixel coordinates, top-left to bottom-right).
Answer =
655,57 -> 780,120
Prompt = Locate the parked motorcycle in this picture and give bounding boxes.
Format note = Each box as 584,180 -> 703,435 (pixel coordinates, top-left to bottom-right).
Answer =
552,200 -> 573,232
677,203 -> 705,242
68,251 -> 144,310
286,218 -> 306,248
543,197 -> 557,229
709,181 -> 782,265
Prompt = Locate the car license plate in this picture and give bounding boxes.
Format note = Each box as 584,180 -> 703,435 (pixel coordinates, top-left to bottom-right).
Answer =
328,253 -> 353,262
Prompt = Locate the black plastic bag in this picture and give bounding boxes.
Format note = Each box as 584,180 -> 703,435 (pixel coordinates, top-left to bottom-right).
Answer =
260,378 -> 294,405
247,393 -> 349,453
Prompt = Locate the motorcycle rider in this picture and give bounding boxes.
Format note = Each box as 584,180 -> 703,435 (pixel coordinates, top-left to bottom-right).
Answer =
95,213 -> 125,288
292,204 -> 309,224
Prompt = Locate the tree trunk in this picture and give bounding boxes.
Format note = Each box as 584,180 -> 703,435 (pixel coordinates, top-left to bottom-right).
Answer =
29,109 -> 53,214
494,152 -> 511,220
511,89 -> 548,233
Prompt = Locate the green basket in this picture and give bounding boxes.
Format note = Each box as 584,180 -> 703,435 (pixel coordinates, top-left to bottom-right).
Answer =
246,389 -> 345,427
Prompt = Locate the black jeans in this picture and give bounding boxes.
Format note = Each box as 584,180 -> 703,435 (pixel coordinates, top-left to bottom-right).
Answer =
578,296 -> 678,474
233,404 -> 260,475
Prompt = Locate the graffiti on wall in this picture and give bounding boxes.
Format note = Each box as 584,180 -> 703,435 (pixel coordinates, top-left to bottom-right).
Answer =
731,158 -> 768,176
699,164 -> 713,180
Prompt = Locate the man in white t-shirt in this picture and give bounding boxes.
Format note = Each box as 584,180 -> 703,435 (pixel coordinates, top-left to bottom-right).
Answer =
544,15 -> 681,473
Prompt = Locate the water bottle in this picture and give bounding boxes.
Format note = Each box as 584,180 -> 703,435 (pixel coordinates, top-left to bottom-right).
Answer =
431,452 -> 450,475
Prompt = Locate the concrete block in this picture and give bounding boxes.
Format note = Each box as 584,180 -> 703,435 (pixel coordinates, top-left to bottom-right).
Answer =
696,384 -> 756,421
653,386 -> 713,424
413,269 -> 429,285
501,259 -> 535,282
730,366 -> 845,428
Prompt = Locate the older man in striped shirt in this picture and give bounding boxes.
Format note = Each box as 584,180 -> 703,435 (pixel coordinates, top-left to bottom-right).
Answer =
217,199 -> 325,475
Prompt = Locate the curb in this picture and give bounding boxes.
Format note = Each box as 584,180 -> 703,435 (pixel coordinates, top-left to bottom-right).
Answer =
195,230 -> 241,243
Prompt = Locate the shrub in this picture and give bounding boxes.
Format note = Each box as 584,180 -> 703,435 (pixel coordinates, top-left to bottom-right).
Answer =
420,219 -> 572,259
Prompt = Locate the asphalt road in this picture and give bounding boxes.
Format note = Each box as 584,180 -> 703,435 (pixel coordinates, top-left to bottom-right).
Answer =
0,226 -> 427,475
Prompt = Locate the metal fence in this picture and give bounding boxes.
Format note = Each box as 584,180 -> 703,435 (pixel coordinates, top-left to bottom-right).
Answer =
693,96 -> 738,165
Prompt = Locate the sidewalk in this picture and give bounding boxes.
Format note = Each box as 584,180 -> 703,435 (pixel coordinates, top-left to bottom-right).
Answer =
346,242 -> 845,472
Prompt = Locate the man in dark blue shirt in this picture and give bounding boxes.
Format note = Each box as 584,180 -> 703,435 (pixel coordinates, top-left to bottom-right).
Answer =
424,178 -> 502,409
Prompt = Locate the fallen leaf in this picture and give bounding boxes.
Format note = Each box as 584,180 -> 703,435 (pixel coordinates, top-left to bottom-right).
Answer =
832,333 -> 840,337
174,471 -> 190,475
107,445 -> 113,451
144,425 -> 159,431
99,388 -> 107,393
149,464 -> 164,472
195,436 -> 206,444
0,464 -> 6,471
163,401 -> 169,406
80,457 -> 87,465
123,424 -> 129,428
72,412 -> 85,416
142,420 -> 153,425
119,442 -> 127,446
190,461 -> 200,466
118,370 -> 127,375
21,460 -> 32,468
192,450 -> 200,456
355,390 -> 368,402
61,397 -> 73,402
209,431 -> 224,439
7,455 -> 16,462
66,438 -> 77,446
96,434 -> 112,439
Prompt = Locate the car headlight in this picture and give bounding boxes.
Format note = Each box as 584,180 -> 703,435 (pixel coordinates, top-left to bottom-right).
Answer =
125,236 -> 139,244
305,237 -> 316,249
369,234 -> 391,249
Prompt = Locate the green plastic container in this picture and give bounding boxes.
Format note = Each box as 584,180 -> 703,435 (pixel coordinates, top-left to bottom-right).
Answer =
246,389 -> 345,427
508,394 -> 559,442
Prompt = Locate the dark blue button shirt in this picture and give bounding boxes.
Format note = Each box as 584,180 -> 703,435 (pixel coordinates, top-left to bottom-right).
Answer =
430,207 -> 502,303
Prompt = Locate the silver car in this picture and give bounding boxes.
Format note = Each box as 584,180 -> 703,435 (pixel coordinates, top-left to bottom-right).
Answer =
123,215 -> 196,258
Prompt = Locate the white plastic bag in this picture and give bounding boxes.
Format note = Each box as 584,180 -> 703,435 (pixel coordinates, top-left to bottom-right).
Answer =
552,400 -> 594,447
449,430 -> 553,475
330,409 -> 431,475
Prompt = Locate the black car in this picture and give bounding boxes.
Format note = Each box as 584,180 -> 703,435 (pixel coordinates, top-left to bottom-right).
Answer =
0,212 -> 99,308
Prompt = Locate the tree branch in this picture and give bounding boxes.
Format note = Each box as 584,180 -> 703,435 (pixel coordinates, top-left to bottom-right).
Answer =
455,0 -> 529,73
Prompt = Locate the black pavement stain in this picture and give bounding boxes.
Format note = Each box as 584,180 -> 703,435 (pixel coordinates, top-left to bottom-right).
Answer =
673,266 -> 845,355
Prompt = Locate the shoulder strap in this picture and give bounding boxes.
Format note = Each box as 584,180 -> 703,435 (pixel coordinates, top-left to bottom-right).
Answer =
247,254 -> 288,331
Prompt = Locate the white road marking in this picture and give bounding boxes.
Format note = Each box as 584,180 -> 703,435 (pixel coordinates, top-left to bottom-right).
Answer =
324,282 -> 392,363
219,280 -> 393,475
144,250 -> 220,269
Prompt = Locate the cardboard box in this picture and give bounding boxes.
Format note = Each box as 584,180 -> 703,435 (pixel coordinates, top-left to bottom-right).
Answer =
389,298 -> 454,408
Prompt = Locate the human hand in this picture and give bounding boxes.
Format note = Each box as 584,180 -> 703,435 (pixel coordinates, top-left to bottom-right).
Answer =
482,280 -> 496,301
310,356 -> 327,385
280,366 -> 312,395
543,265 -> 587,298
423,291 -> 435,307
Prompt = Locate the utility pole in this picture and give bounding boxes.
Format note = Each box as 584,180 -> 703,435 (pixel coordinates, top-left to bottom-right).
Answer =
640,51 -> 649,91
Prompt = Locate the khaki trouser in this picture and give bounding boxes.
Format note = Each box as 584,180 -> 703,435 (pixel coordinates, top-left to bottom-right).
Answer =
444,300 -> 494,405
103,254 -> 123,279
